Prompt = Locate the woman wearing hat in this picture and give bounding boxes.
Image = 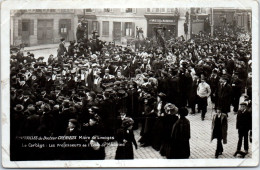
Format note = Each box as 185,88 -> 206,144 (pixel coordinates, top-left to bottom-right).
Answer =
139,94 -> 155,147
115,117 -> 137,159
159,103 -> 179,157
170,107 -> 190,159
151,92 -> 167,151
82,114 -> 106,160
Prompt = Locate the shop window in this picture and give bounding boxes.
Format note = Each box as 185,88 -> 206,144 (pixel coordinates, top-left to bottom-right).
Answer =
85,9 -> 94,13
36,9 -> 42,12
59,19 -> 71,35
50,9 -> 56,12
125,22 -> 132,36
19,20 -> 34,36
102,21 -> 109,36
22,21 -> 29,31
126,8 -> 132,13
161,8 -> 166,13
104,8 -> 113,12
60,24 -> 67,33
152,8 -> 160,13
146,8 -> 151,13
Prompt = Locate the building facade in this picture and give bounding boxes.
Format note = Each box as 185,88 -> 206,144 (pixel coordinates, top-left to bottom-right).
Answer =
10,8 -> 251,46
11,9 -> 77,46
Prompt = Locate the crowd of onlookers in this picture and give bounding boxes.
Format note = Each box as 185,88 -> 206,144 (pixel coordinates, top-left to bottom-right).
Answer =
10,28 -> 252,160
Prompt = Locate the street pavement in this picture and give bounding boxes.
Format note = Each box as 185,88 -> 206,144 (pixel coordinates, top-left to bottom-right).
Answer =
27,46 -> 252,160
104,97 -> 252,160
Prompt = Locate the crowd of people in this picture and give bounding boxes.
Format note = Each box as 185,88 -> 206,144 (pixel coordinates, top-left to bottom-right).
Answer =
10,26 -> 252,160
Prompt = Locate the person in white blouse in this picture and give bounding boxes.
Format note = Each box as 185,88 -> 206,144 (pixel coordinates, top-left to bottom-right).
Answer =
197,75 -> 211,121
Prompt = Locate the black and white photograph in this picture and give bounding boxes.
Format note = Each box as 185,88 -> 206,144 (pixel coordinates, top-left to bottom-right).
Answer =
1,0 -> 259,168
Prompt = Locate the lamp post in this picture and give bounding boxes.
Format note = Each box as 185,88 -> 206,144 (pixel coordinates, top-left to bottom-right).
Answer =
190,8 -> 193,39
211,8 -> 214,37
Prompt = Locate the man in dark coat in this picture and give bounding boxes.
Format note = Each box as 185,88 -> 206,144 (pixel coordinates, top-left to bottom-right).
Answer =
211,108 -> 228,158
126,82 -> 139,130
208,69 -> 220,109
234,102 -> 252,157
57,38 -> 67,58
231,73 -> 243,113
217,76 -> 232,116
76,23 -> 86,43
167,69 -> 180,106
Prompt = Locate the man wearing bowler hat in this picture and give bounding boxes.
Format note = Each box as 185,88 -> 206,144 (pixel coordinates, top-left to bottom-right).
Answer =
57,37 -> 67,59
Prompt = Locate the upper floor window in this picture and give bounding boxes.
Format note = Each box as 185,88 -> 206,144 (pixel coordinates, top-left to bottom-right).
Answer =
85,9 -> 94,13
104,8 -> 113,12
126,8 -> 133,13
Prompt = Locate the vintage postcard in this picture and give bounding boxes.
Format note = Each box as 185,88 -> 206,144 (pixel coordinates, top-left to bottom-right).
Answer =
1,0 -> 259,168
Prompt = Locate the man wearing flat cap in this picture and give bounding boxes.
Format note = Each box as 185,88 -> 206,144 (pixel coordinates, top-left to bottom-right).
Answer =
57,37 -> 67,59
234,102 -> 252,157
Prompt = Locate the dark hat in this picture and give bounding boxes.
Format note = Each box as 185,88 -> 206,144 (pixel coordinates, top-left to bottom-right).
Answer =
27,104 -> 35,111
60,38 -> 65,41
158,92 -> 166,98
118,90 -> 128,98
164,103 -> 178,115
56,96 -> 65,104
69,119 -> 78,125
114,81 -> 121,86
122,117 -> 134,128
105,88 -> 113,92
73,96 -> 81,102
88,91 -> 96,99
178,107 -> 188,117
17,89 -> 24,95
63,100 -> 70,108
89,113 -> 101,123
38,56 -> 44,61
14,104 -> 24,112
240,102 -> 248,106
91,106 -> 100,112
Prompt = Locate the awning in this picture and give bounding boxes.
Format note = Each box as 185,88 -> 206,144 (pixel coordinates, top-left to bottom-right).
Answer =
78,15 -> 97,20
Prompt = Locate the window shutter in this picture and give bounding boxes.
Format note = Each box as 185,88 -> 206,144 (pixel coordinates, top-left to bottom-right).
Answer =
97,21 -> 100,35
122,22 -> 126,36
18,20 -> 22,36
133,8 -> 136,13
88,21 -> 92,36
68,19 -> 71,31
59,19 -> 62,34
30,20 -> 34,35
131,22 -> 135,37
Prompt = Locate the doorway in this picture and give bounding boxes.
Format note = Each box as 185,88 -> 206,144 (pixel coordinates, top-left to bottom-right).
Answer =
113,22 -> 121,41
37,19 -> 54,44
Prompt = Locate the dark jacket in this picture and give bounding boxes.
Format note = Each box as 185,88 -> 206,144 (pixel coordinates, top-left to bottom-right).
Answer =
236,109 -> 252,130
217,83 -> 232,113
211,113 -> 228,143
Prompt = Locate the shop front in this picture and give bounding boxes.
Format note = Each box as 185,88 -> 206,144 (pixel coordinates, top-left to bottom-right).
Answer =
77,15 -> 99,39
145,15 -> 179,40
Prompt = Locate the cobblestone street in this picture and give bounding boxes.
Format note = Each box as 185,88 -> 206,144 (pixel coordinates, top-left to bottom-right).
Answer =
26,47 -> 252,160
105,98 -> 252,159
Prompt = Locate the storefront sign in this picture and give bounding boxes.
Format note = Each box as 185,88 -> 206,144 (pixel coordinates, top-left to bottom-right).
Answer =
149,19 -> 175,23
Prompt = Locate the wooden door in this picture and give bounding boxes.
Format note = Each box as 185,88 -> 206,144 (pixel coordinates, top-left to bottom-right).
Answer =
37,19 -> 54,44
21,20 -> 30,45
